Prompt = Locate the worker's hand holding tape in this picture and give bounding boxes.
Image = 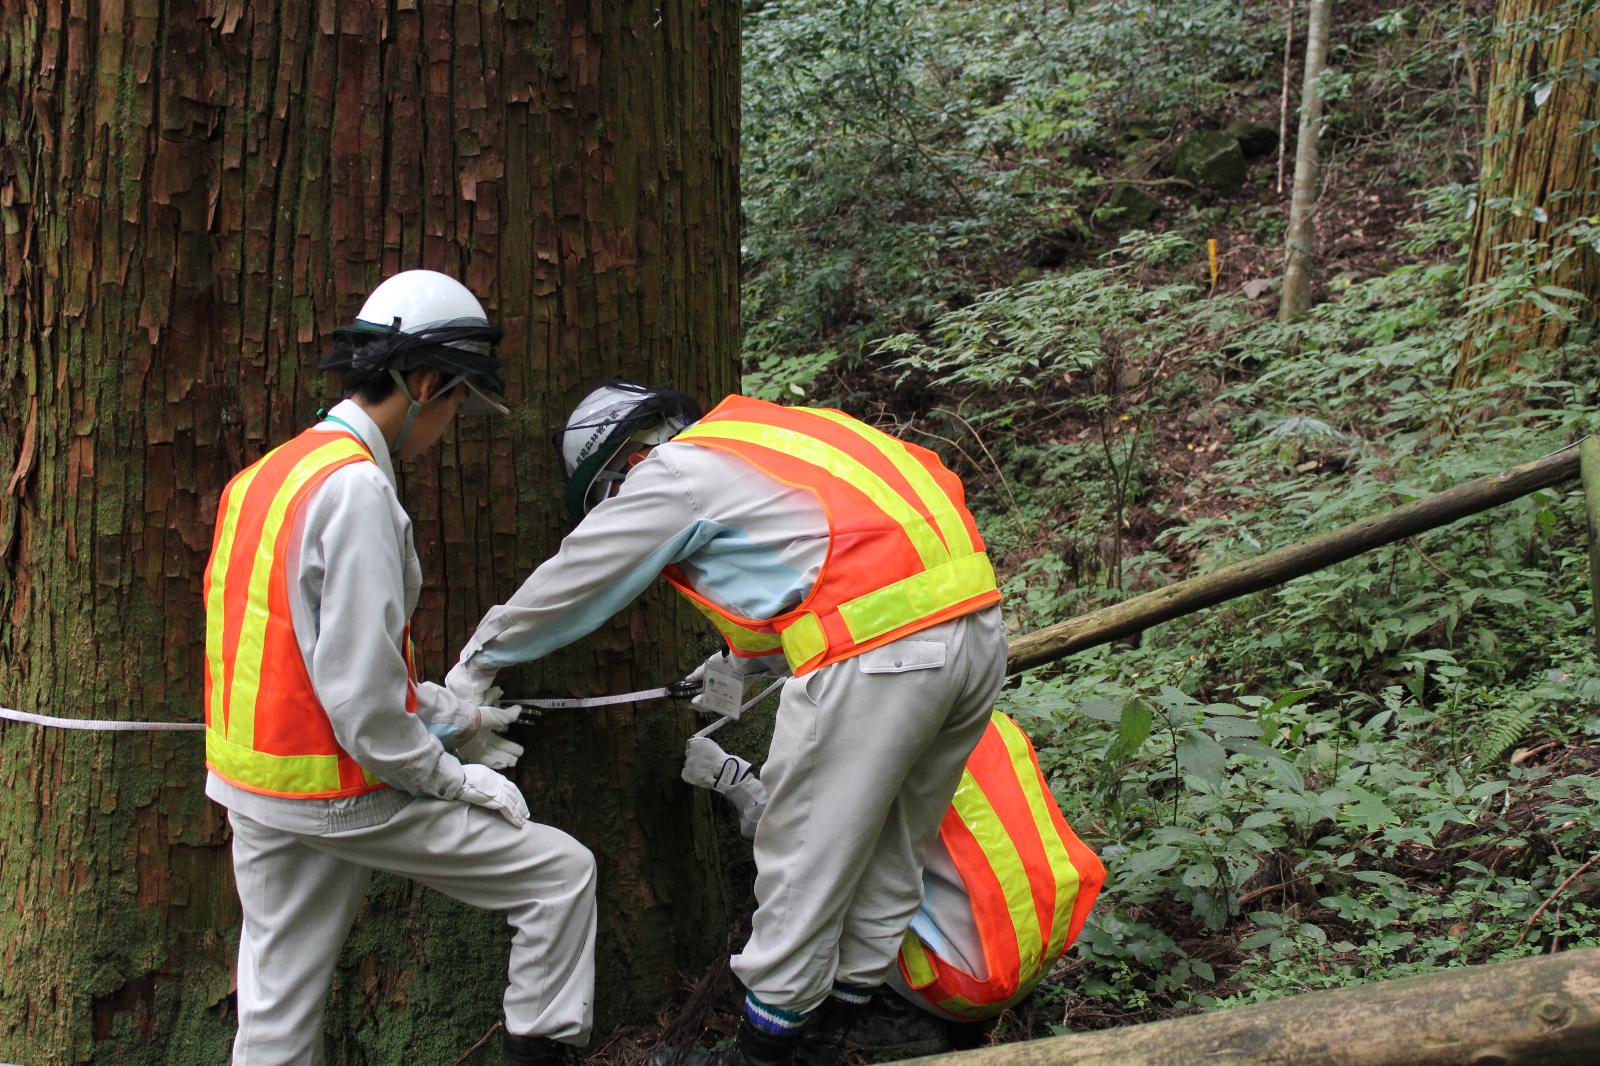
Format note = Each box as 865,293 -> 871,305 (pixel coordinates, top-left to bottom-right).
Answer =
454,690 -> 525,769
459,731 -> 525,770
682,735 -> 754,792
682,737 -> 768,839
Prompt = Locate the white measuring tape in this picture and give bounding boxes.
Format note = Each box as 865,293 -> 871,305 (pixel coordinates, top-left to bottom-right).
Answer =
0,707 -> 205,731
504,686 -> 679,710
0,687 -> 684,731
0,678 -> 785,732
691,679 -> 787,740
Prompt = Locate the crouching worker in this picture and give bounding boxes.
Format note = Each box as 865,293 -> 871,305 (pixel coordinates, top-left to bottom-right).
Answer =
686,710 -> 1106,1056
204,270 -> 596,1066
445,382 -> 1010,1066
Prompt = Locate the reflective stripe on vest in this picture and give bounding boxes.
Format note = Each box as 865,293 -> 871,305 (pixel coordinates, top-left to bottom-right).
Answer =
203,428 -> 411,799
898,713 -> 1107,1020
664,396 -> 1001,674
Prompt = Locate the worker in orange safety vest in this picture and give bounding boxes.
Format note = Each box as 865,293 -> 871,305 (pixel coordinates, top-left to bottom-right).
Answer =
447,384 -> 1010,1066
205,271 -> 596,1066
687,711 -> 1107,1054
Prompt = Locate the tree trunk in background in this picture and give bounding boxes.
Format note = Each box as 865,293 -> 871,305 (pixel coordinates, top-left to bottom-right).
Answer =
1453,0 -> 1600,388
1279,0 -> 1332,321
0,2 -> 740,1063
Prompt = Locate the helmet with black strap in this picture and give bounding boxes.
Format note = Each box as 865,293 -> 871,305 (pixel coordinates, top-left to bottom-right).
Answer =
320,270 -> 509,455
555,379 -> 703,522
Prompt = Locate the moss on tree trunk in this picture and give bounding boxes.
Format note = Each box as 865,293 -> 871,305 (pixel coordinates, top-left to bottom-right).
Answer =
0,1 -> 742,1062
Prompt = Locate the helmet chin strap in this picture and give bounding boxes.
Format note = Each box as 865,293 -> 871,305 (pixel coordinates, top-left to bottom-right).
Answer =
387,368 -> 468,457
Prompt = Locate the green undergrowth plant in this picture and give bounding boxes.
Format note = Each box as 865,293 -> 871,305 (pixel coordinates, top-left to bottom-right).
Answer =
1002,654 -> 1600,1019
880,230 -> 1254,614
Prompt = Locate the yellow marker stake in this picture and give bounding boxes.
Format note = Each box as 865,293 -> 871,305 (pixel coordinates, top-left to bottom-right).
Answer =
1207,238 -> 1220,291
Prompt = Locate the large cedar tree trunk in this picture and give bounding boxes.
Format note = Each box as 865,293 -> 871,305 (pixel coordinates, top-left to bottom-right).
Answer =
1453,0 -> 1600,387
0,2 -> 741,1063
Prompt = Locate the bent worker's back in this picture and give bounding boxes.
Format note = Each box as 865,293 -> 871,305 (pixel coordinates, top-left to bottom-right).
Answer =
448,384 -> 1009,1066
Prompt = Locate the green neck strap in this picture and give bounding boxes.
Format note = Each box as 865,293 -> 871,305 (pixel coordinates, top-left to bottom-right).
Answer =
320,414 -> 374,458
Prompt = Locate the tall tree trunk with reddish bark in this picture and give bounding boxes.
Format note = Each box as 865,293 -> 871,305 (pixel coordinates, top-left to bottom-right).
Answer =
0,2 -> 741,1062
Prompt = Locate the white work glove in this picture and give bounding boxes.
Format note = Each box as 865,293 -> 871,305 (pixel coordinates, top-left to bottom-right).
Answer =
438,685 -> 505,742
456,693 -> 524,768
682,737 -> 769,840
446,656 -> 499,708
683,735 -> 752,791
458,731 -> 525,770
457,763 -> 529,828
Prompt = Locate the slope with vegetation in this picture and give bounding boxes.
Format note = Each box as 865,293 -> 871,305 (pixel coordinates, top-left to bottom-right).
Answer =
737,0 -> 1600,1041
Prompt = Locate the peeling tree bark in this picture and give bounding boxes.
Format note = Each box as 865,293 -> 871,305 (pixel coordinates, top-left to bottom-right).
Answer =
1454,0 -> 1600,387
0,2 -> 741,1063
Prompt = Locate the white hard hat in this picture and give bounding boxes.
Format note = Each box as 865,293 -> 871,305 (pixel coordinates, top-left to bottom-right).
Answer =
325,269 -> 509,416
555,379 -> 702,521
354,270 -> 489,341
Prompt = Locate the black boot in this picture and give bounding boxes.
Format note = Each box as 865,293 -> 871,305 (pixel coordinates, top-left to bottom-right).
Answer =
793,994 -> 870,1066
843,988 -> 949,1057
503,1031 -> 571,1066
649,1017 -> 802,1066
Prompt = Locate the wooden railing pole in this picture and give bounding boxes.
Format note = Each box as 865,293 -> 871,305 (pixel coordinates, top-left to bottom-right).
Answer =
1007,445 -> 1583,675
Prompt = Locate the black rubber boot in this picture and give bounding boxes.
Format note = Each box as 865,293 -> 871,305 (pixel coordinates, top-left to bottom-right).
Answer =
793,994 -> 870,1066
843,988 -> 949,1057
503,1031 -> 572,1066
649,1017 -> 803,1066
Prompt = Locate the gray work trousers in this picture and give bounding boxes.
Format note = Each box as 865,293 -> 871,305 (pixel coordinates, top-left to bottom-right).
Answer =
732,605 -> 1007,1013
228,798 -> 596,1066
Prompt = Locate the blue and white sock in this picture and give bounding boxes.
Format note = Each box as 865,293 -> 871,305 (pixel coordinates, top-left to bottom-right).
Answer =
828,982 -> 874,1006
744,992 -> 809,1035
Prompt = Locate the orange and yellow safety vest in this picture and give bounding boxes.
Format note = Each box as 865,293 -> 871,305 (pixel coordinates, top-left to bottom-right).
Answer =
898,713 -> 1106,1020
663,396 -> 1001,675
203,427 -> 415,799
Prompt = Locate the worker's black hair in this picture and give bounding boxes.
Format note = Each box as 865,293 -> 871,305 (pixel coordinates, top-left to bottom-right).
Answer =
340,355 -> 401,404
320,317 -> 506,401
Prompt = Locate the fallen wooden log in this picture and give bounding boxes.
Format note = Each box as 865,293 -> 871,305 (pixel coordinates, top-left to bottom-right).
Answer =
1007,445 -> 1582,675
908,947 -> 1600,1066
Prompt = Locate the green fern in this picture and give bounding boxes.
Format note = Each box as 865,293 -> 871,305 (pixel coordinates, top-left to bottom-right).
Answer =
1476,699 -> 1541,766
